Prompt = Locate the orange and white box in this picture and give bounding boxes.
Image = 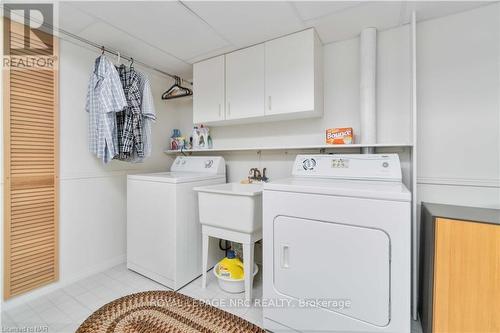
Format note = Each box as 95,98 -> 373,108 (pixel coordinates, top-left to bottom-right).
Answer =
326,128 -> 353,144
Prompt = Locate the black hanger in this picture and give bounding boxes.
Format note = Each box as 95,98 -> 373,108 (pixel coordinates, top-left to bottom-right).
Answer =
129,57 -> 134,70
161,76 -> 193,100
101,46 -> 105,55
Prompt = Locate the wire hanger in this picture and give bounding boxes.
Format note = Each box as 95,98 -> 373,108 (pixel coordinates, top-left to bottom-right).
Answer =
101,46 -> 105,55
161,75 -> 193,100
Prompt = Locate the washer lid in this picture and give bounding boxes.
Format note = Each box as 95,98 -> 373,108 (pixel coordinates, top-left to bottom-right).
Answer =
264,177 -> 411,202
128,172 -> 225,184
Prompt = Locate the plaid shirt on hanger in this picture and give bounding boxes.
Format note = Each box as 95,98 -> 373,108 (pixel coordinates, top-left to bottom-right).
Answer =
116,65 -> 144,159
127,71 -> 157,163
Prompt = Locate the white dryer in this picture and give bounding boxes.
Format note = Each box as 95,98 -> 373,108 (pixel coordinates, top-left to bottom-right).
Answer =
263,154 -> 411,333
127,156 -> 226,290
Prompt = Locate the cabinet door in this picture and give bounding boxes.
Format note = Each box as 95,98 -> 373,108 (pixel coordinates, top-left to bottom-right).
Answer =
433,218 -> 500,333
193,55 -> 225,123
225,44 -> 265,120
265,29 -> 316,115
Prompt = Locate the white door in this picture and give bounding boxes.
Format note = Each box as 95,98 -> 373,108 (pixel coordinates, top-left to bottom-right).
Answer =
225,44 -> 265,120
273,216 -> 391,326
265,29 -> 315,115
193,55 -> 225,123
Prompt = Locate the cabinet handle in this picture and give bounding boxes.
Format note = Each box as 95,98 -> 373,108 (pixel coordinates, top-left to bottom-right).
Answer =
268,96 -> 272,111
227,102 -> 231,117
218,104 -> 222,118
281,244 -> 290,269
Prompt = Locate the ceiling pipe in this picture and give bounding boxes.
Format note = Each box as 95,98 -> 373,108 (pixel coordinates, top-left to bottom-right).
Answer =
360,27 -> 377,154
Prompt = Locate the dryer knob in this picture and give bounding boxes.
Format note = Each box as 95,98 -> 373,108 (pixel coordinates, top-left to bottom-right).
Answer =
302,158 -> 317,170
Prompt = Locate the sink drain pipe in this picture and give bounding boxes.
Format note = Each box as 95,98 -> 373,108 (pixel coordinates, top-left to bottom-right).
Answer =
360,27 -> 377,154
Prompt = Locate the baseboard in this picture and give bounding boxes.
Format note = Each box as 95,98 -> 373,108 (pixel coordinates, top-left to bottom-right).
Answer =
1,255 -> 126,310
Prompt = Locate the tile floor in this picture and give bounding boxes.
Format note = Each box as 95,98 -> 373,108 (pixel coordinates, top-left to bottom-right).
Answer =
1,264 -> 422,333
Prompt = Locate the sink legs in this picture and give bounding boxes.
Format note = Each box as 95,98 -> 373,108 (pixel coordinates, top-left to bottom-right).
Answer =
242,242 -> 255,302
202,232 -> 209,289
200,225 -> 262,303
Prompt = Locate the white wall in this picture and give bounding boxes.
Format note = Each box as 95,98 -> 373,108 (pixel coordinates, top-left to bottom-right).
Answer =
416,4 -> 500,208
2,38 -> 192,307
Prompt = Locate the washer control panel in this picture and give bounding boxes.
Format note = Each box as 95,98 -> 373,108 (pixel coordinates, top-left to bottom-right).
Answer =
293,154 -> 402,181
171,156 -> 225,174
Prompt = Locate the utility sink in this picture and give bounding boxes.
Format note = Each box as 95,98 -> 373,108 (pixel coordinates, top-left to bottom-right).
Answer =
194,183 -> 263,233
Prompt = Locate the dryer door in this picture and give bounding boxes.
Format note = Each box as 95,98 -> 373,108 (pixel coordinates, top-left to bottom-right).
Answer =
273,216 -> 391,326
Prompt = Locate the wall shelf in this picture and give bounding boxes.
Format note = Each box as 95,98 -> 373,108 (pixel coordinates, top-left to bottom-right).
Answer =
164,143 -> 412,154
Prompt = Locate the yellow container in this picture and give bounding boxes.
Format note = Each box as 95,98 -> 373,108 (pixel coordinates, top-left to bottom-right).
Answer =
217,251 -> 244,280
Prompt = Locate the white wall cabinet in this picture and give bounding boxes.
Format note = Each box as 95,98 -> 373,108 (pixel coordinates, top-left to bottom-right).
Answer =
193,55 -> 225,124
265,29 -> 323,118
225,44 -> 265,120
193,28 -> 323,126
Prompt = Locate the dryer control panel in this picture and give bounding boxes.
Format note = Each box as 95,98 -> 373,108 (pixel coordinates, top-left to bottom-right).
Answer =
171,156 -> 226,175
293,154 -> 402,181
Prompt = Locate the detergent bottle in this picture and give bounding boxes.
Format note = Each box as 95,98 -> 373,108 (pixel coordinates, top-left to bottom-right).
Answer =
218,250 -> 244,280
192,126 -> 200,149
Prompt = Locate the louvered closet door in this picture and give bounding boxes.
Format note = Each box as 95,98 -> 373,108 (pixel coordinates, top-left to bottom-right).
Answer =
3,19 -> 59,299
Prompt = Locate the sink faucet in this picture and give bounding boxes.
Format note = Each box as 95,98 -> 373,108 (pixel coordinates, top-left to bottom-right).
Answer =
253,168 -> 261,180
248,168 -> 268,183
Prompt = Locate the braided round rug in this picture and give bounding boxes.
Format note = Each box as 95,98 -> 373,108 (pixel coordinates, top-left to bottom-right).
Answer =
76,291 -> 264,333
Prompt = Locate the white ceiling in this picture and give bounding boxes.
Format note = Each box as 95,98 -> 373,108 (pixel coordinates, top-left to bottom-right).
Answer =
58,1 -> 494,78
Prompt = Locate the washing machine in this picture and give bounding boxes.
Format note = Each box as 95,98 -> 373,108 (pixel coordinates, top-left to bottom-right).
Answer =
127,156 -> 226,290
263,154 -> 411,333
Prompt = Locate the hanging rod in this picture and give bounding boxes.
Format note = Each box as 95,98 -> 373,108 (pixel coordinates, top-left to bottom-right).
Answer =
3,4 -> 193,86
65,30 -> 193,86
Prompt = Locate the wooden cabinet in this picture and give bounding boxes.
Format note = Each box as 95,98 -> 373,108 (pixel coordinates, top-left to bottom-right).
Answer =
265,29 -> 323,118
420,203 -> 500,333
193,28 -> 323,126
225,44 -> 265,120
193,55 -> 225,124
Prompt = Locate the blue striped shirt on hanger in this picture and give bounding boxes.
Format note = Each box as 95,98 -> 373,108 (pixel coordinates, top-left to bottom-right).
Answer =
85,55 -> 127,163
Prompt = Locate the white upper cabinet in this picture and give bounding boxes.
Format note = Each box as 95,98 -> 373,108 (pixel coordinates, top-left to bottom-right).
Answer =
225,44 -> 265,120
193,28 -> 323,126
193,55 -> 225,124
265,29 -> 323,118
